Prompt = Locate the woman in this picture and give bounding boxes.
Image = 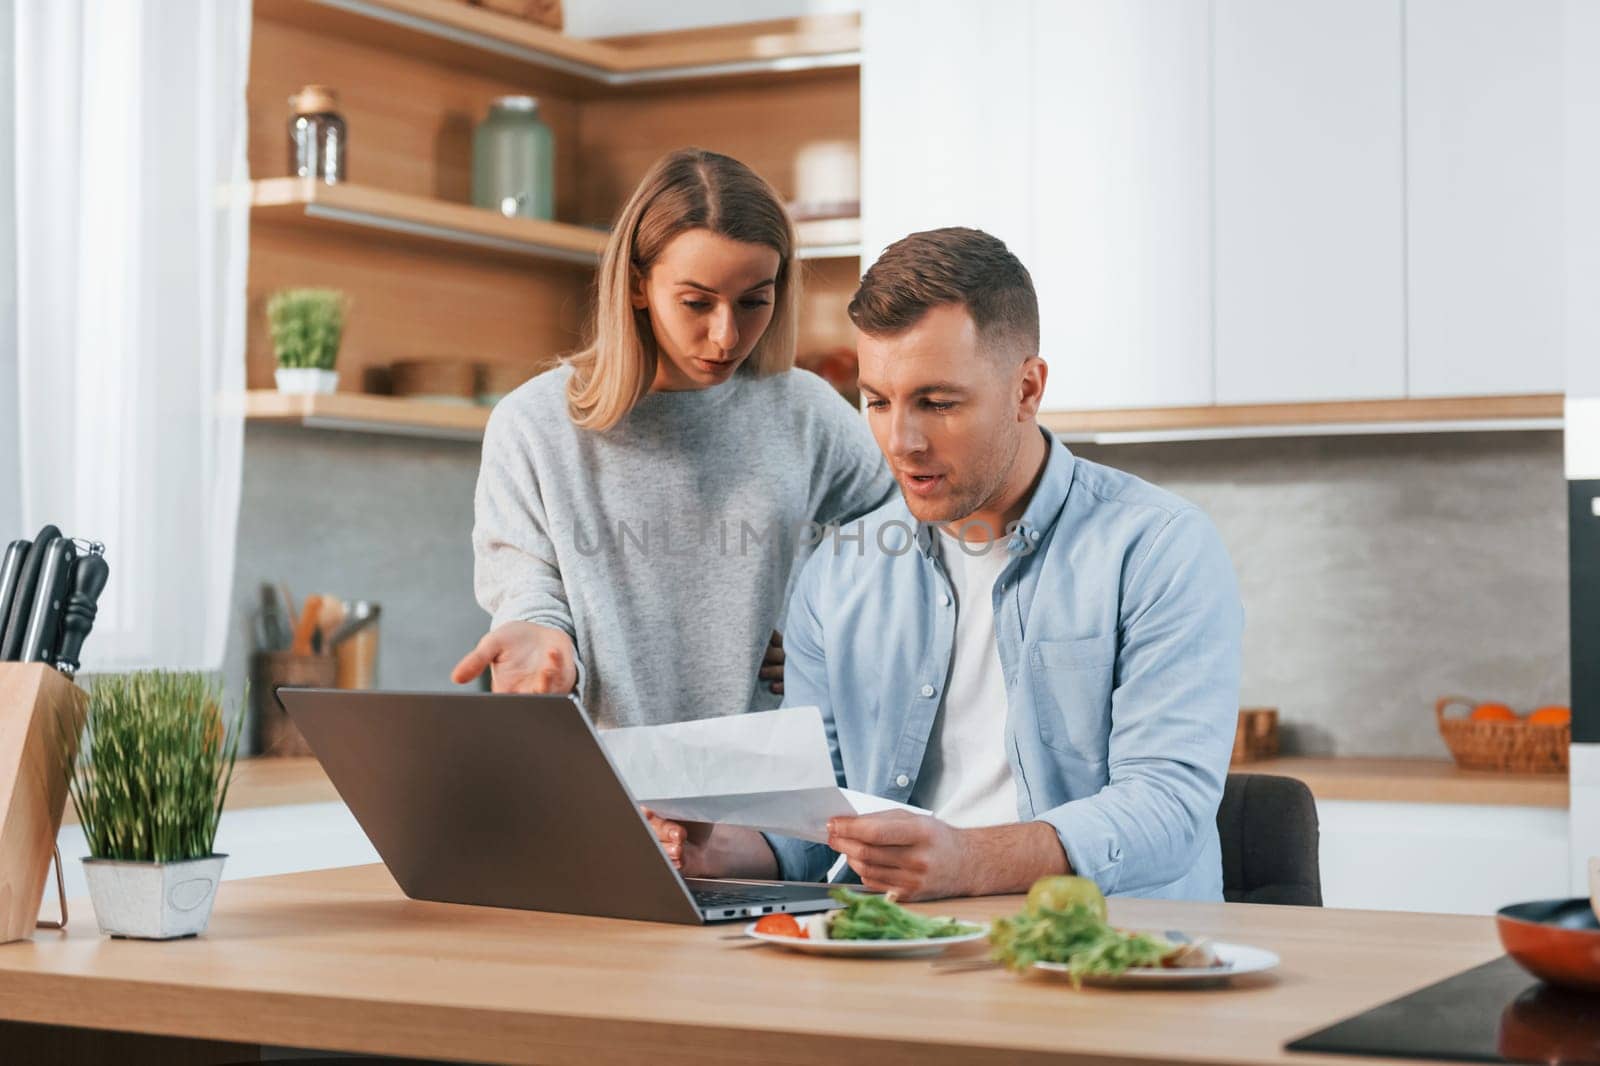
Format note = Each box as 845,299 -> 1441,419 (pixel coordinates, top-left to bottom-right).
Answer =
451,148 -> 893,729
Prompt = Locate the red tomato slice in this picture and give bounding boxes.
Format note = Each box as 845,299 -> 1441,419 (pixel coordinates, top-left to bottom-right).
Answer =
754,914 -> 803,937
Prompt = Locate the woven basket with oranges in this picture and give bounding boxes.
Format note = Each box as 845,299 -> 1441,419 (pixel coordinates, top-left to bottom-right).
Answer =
1435,696 -> 1570,774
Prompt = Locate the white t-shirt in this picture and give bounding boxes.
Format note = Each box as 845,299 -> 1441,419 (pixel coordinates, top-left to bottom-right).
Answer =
910,530 -> 1020,828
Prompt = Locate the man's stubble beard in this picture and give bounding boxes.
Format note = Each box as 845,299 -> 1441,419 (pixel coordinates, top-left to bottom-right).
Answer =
905,420 -> 1024,528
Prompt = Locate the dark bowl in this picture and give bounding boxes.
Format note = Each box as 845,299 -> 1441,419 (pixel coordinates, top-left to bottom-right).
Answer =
1495,898 -> 1600,992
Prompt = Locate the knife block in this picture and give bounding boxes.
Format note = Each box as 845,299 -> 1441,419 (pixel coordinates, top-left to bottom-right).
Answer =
0,663 -> 86,942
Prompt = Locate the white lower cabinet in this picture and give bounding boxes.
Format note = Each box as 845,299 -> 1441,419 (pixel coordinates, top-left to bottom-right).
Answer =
54,802 -> 380,907
1316,799 -> 1570,915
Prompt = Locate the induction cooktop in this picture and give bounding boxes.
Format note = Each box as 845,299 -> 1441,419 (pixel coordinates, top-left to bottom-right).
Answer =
1287,955 -> 1600,1065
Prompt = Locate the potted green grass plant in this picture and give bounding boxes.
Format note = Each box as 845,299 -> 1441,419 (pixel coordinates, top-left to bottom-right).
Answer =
63,672 -> 242,939
268,287 -> 348,394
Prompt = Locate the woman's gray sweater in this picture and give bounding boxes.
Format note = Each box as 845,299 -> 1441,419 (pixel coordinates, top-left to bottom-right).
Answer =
472,364 -> 894,729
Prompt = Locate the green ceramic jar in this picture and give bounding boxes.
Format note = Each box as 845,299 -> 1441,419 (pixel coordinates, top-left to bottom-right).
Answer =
471,96 -> 555,221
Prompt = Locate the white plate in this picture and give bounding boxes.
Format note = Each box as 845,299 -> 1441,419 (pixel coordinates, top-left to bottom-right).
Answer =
1033,942 -> 1279,987
744,921 -> 988,958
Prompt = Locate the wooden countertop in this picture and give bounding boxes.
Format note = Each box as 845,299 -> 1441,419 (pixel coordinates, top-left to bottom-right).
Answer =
1242,757 -> 1568,809
0,863 -> 1504,1065
224,755 -> 345,810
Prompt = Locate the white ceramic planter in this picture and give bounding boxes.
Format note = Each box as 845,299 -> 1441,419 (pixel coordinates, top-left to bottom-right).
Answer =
274,368 -> 339,394
81,855 -> 227,939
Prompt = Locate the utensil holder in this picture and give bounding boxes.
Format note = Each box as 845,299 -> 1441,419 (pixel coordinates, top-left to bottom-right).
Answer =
1231,707 -> 1279,765
251,652 -> 337,758
335,619 -> 379,690
0,663 -> 86,942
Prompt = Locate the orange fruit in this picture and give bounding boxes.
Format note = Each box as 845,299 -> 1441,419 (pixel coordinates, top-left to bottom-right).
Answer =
1527,706 -> 1571,727
1470,702 -> 1520,722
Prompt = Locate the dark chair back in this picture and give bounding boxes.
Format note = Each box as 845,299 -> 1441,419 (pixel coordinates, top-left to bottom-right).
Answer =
1216,772 -> 1322,906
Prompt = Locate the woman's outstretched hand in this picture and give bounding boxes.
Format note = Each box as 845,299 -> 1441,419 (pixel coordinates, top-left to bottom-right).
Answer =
451,621 -> 578,694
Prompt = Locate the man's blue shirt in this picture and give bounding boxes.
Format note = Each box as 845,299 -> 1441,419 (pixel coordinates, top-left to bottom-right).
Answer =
772,428 -> 1244,899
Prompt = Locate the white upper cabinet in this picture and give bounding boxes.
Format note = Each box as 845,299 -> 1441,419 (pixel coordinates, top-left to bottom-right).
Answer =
1031,1 -> 1213,411
1567,0 -> 1600,402
1405,0 -> 1565,398
860,0 -> 1564,415
860,1 -> 1035,271
862,0 -> 1211,412
1213,0 -> 1406,405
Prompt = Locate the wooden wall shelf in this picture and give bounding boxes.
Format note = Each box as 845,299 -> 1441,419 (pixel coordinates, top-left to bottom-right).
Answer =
794,216 -> 861,260
251,179 -> 607,265
246,7 -> 862,391
254,0 -> 860,95
251,180 -> 858,265
244,391 -> 490,440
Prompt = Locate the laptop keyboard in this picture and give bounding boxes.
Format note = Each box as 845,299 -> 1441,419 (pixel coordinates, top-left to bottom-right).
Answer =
691,888 -> 787,906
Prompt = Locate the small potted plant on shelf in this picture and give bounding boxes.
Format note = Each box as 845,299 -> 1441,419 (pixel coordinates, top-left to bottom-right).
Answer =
61,671 -> 242,940
268,287 -> 348,394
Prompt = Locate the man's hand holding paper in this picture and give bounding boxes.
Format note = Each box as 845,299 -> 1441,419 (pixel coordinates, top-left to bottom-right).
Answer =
602,706 -> 925,846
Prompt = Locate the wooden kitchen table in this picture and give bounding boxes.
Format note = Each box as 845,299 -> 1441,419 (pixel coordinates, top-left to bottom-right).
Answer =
0,863 -> 1506,1066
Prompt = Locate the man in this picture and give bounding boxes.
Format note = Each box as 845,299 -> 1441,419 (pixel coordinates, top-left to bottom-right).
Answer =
650,227 -> 1242,901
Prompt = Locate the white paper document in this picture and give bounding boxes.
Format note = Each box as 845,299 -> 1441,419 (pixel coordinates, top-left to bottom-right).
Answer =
599,706 -> 926,844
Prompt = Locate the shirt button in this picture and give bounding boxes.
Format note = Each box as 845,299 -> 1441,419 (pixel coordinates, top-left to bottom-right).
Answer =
919,683 -> 935,698
896,773 -> 910,788
1030,530 -> 1041,541
939,593 -> 951,607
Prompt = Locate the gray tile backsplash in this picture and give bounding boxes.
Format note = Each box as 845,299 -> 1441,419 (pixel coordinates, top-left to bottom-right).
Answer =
225,424 -> 1568,758
1073,431 -> 1568,758
224,424 -> 484,750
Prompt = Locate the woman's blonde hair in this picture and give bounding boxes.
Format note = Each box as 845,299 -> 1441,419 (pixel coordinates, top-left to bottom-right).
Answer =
565,148 -> 800,431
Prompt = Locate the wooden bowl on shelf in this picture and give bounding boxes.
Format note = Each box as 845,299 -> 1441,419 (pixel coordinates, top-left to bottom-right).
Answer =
477,362 -> 539,406
1435,696 -> 1569,774
390,359 -> 478,405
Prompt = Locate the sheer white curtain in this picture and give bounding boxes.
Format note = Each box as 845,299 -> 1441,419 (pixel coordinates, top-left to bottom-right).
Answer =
13,0 -> 251,670
0,1 -> 18,538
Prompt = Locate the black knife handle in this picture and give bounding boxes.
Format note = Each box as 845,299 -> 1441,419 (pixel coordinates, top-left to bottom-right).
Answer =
0,540 -> 29,655
55,553 -> 109,675
21,538 -> 75,664
1,525 -> 59,660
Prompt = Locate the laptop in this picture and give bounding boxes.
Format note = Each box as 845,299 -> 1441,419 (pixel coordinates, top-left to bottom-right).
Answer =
274,687 -> 840,924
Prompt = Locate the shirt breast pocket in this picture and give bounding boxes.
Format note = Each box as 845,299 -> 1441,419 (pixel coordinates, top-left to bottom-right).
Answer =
1029,636 -> 1115,761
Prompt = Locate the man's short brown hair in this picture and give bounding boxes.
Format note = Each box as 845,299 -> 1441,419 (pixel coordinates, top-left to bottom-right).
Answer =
848,227 -> 1040,361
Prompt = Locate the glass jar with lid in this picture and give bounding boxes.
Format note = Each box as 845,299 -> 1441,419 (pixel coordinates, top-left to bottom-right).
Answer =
287,84 -> 347,184
471,96 -> 555,221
